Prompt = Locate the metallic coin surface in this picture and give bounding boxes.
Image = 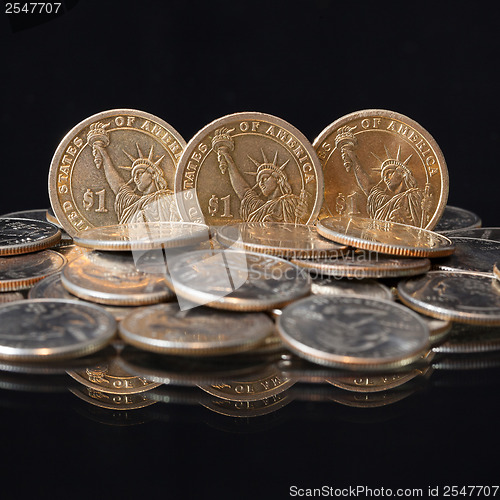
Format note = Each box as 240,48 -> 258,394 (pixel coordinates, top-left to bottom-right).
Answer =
119,303 -> 274,355
494,262 -> 500,281
74,222 -> 210,251
292,249 -> 431,278
277,295 -> 430,370
215,222 -> 347,258
313,109 -> 448,229
164,249 -> 311,311
69,386 -> 157,411
317,216 -> 455,257
397,271 -> 500,325
61,251 -> 173,306
0,208 -> 48,222
0,250 -> 67,291
0,218 -> 61,256
310,276 -> 393,301
0,292 -> 25,303
0,299 -> 116,361
443,227 -> 500,242
48,109 -> 186,237
419,313 -> 452,344
432,238 -> 500,274
434,205 -> 482,234
433,323 -> 500,354
53,244 -> 88,263
432,352 -> 500,371
175,112 -> 324,225
46,207 -> 63,228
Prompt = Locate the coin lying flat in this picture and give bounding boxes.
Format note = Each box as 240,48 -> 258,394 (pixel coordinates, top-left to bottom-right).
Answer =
432,323 -> 500,354
0,299 -> 116,361
74,222 -> 210,251
61,251 -> 174,306
443,227 -> 500,242
313,109 -> 448,229
432,238 -> 500,274
0,250 -> 67,291
215,222 -> 347,259
119,303 -> 274,355
434,205 -> 482,234
317,216 -> 455,258
164,249 -> 311,311
397,271 -> 500,325
48,109 -> 186,237
277,295 -> 430,371
292,249 -> 431,278
0,292 -> 25,304
419,314 -> 452,345
0,209 -> 49,222
310,276 -> 393,301
0,218 -> 61,256
175,112 -> 324,225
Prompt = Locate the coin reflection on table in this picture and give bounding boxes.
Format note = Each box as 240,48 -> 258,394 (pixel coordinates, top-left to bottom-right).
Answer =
69,386 -> 157,411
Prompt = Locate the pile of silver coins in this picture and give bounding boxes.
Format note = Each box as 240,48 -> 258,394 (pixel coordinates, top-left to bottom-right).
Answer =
0,107 -> 499,418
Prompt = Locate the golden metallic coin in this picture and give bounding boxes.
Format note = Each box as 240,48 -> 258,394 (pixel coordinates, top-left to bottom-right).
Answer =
69,386 -> 157,411
175,112 -> 324,225
215,222 -> 347,258
48,109 -> 186,238
317,216 -> 455,258
313,109 -> 448,230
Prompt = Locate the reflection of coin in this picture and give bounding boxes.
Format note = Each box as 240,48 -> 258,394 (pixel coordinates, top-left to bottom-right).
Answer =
0,299 -> 116,361
317,216 -> 455,257
202,393 -> 291,418
175,112 -> 324,225
432,323 -> 500,354
313,109 -> 448,229
0,250 -> 67,291
215,222 -> 347,258
432,352 -> 500,371
48,109 -> 186,238
74,222 -> 210,251
277,295 -> 430,371
0,218 -> 61,255
432,238 -> 500,274
165,249 -> 311,311
397,271 -> 500,325
434,205 -> 482,234
292,249 -> 430,278
69,386 -> 157,411
310,276 -> 393,301
443,227 -> 500,242
119,303 -> 274,356
61,251 -> 174,306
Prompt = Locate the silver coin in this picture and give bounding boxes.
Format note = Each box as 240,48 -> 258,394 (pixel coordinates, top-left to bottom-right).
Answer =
418,313 -> 452,344
0,292 -> 25,303
433,323 -> 500,354
311,276 -> 393,301
442,227 -> 500,242
277,295 -> 430,370
119,303 -> 274,355
0,209 -> 48,222
0,298 -> 116,361
0,218 -> 61,255
164,249 -> 311,311
73,222 -> 210,251
61,251 -> 174,306
434,205 -> 482,234
397,271 -> 500,325
0,250 -> 67,291
432,238 -> 500,274
215,222 -> 348,258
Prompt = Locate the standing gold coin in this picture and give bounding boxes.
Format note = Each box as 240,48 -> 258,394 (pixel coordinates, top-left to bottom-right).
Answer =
48,109 -> 186,238
313,109 -> 448,230
175,112 -> 324,225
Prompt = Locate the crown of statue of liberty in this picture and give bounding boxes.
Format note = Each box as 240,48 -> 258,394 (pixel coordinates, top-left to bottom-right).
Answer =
121,143 -> 165,173
246,149 -> 290,178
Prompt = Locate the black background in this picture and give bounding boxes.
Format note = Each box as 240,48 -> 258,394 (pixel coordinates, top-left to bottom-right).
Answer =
1,1 -> 499,498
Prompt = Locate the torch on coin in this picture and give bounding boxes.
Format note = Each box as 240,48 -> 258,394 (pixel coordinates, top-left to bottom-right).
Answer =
87,122 -> 110,169
212,127 -> 235,174
335,125 -> 357,173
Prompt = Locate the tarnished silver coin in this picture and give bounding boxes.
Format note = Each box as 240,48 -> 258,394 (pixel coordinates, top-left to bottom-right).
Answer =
119,303 -> 274,355
317,216 -> 455,258
397,271 -> 500,325
215,222 -> 348,258
0,299 -> 116,361
61,251 -> 174,306
0,209 -> 48,222
28,272 -> 142,322
433,323 -> 500,354
292,250 -> 430,279
434,205 -> 482,234
432,238 -> 500,274
443,227 -> 500,242
74,222 -> 210,251
0,250 -> 67,291
310,276 -> 393,301
164,249 -> 311,311
277,295 -> 430,371
0,292 -> 25,304
0,218 -> 61,256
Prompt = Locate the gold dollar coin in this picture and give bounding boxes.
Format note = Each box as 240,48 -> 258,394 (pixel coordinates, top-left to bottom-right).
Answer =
313,109 -> 448,229
48,109 -> 186,237
175,112 -> 324,225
